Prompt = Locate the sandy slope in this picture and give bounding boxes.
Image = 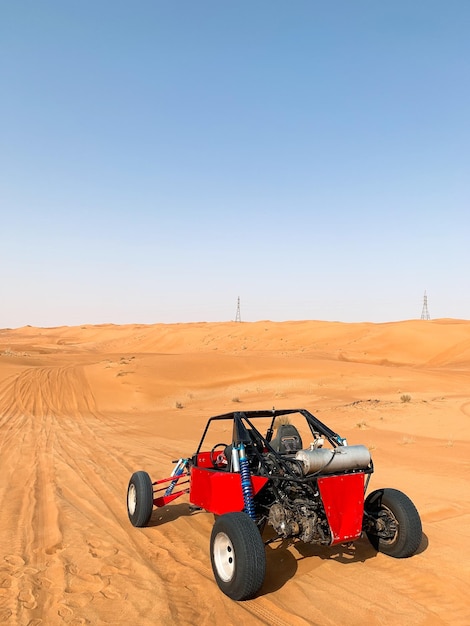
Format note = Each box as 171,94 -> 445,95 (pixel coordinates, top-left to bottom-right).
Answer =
0,319 -> 469,625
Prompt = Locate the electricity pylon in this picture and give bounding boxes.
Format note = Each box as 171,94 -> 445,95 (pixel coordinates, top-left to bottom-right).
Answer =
235,297 -> 241,322
421,291 -> 431,320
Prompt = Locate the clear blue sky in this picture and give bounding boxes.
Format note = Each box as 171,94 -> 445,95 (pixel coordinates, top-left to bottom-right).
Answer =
1,1 -> 469,327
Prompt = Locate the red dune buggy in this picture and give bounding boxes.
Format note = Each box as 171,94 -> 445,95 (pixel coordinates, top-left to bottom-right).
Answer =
126,409 -> 422,600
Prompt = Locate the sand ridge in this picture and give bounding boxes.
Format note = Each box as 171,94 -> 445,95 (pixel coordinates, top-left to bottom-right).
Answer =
0,319 -> 469,625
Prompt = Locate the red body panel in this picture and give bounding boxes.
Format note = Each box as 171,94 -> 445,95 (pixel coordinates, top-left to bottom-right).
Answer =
194,451 -> 222,469
317,472 -> 365,545
189,466 -> 268,515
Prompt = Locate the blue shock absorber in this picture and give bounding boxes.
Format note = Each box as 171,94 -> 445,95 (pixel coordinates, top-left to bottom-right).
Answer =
164,458 -> 188,496
238,443 -> 256,521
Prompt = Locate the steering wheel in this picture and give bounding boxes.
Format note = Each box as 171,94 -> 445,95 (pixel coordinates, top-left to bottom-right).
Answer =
211,442 -> 229,469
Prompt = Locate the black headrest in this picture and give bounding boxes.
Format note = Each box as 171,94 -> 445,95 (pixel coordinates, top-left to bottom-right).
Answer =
272,424 -> 303,453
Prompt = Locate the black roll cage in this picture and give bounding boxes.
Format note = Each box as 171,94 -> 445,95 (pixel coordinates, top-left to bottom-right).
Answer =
193,408 -> 374,484
195,408 -> 345,455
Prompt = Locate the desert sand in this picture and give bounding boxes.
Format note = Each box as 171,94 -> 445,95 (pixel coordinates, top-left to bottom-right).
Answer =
0,318 -> 469,626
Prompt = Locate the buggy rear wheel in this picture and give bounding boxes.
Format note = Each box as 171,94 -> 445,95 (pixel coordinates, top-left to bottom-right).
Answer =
364,488 -> 422,558
210,512 -> 266,600
127,471 -> 154,527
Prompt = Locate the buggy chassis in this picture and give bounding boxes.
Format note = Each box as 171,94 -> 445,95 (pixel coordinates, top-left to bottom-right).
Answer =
127,408 -> 422,601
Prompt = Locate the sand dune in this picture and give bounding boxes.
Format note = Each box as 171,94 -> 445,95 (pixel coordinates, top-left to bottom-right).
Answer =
1,319 -> 469,625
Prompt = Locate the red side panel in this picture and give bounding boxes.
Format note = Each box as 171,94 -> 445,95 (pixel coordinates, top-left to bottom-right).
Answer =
189,466 -> 268,515
317,473 -> 365,545
194,451 -> 219,469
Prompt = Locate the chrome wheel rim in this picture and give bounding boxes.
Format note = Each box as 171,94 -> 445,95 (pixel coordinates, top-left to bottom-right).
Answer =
213,532 -> 235,582
128,483 -> 137,515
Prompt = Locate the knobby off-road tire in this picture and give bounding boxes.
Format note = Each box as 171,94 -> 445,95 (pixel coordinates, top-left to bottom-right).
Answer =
127,471 -> 154,527
210,512 -> 266,601
364,488 -> 422,558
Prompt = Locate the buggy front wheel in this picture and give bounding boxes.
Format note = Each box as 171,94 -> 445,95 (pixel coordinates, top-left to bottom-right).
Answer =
210,512 -> 266,600
127,471 -> 154,527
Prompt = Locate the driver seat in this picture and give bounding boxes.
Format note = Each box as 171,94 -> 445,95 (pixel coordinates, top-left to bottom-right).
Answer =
271,424 -> 303,454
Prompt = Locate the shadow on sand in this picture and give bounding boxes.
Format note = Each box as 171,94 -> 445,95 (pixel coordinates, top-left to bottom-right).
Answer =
146,504 -> 429,596
147,502 -> 200,527
261,536 -> 379,594
261,530 -> 429,595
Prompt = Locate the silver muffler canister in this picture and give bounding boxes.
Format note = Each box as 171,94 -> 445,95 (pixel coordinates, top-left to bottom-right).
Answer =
295,445 -> 371,476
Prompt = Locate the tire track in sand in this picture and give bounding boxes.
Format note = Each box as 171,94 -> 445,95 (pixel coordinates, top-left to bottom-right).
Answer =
0,365 -> 100,625
0,365 -> 208,624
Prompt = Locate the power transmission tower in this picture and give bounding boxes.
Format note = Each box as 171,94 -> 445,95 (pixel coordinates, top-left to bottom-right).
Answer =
235,297 -> 241,322
420,291 -> 431,320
